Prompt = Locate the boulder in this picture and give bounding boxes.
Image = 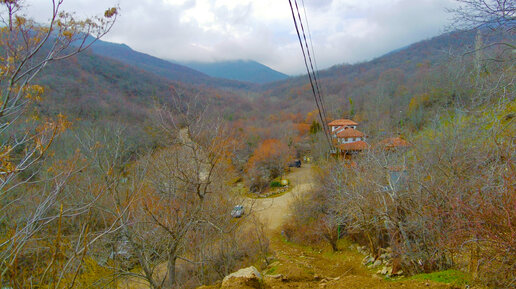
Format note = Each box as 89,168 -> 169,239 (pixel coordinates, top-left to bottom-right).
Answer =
221,266 -> 262,289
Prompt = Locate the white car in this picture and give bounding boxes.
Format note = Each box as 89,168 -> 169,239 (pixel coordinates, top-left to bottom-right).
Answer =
231,205 -> 244,218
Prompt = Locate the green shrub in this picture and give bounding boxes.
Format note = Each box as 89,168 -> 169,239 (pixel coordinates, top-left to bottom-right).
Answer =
411,270 -> 471,286
270,181 -> 283,187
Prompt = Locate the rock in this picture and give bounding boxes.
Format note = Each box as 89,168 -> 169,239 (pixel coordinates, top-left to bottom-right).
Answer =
264,274 -> 285,282
386,266 -> 393,276
221,266 -> 262,289
380,267 -> 387,275
372,260 -> 382,268
362,255 -> 374,265
376,266 -> 394,276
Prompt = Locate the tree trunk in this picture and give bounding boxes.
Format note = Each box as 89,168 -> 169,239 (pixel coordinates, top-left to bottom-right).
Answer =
330,238 -> 339,252
469,243 -> 480,278
167,254 -> 177,289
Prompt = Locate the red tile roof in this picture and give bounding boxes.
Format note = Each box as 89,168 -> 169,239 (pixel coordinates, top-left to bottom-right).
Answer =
336,128 -> 365,138
328,119 -> 358,126
337,140 -> 369,151
377,137 -> 412,149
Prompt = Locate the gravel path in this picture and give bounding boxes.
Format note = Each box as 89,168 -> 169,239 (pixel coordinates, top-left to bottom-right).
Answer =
249,165 -> 314,233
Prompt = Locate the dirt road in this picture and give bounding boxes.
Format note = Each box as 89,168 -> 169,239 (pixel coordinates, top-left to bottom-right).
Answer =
248,165 -> 314,233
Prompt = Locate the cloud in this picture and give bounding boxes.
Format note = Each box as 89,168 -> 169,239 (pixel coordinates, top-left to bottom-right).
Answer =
23,0 -> 457,75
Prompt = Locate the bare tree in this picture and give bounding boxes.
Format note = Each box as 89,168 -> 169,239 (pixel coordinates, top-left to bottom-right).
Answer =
110,93 -> 248,288
0,0 -> 118,192
449,0 -> 515,31
0,0 -> 118,286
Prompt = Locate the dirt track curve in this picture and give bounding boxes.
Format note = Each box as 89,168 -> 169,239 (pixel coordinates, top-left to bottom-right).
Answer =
248,165 -> 314,233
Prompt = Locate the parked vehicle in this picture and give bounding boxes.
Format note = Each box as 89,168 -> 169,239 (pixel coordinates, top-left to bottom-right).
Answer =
231,205 -> 244,218
288,160 -> 302,168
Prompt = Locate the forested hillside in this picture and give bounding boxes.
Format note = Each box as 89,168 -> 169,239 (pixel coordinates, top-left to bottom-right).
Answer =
260,29 -> 512,135
36,49 -> 254,123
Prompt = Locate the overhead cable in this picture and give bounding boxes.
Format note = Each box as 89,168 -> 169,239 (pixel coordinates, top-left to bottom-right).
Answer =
288,0 -> 334,150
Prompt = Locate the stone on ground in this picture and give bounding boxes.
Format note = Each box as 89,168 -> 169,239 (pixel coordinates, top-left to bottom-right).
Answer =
221,266 -> 262,289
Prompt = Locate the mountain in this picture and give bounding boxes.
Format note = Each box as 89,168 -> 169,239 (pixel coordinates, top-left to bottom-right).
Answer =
35,49 -> 254,128
39,28 -> 507,129
179,60 -> 289,84
255,28 -> 513,133
82,37 -> 254,90
263,30 -> 482,92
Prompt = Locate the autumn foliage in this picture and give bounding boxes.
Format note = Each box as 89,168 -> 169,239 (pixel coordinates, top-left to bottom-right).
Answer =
246,139 -> 294,192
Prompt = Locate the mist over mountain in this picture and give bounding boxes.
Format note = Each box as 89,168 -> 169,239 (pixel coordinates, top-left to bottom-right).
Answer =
178,60 -> 289,84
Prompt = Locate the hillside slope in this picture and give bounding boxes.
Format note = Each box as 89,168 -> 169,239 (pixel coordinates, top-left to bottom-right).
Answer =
35,49 -> 254,126
256,28 -> 512,132
262,29 -> 486,95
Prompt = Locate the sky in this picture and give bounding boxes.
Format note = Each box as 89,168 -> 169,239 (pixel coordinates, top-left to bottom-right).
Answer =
26,0 -> 458,75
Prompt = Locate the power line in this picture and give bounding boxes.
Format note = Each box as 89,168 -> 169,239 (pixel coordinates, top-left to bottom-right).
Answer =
288,0 -> 334,151
293,0 -> 331,140
293,0 -> 327,121
287,0 -> 331,149
300,0 -> 328,117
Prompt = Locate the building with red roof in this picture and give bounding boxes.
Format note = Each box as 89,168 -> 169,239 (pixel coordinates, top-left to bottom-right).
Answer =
377,137 -> 412,151
328,119 -> 358,129
329,119 -> 368,155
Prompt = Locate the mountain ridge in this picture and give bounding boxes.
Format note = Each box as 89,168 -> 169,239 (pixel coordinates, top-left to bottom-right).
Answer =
177,60 -> 289,84
82,37 -> 255,90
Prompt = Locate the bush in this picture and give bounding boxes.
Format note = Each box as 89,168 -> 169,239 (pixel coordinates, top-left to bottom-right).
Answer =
245,139 -> 294,190
270,180 -> 283,188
